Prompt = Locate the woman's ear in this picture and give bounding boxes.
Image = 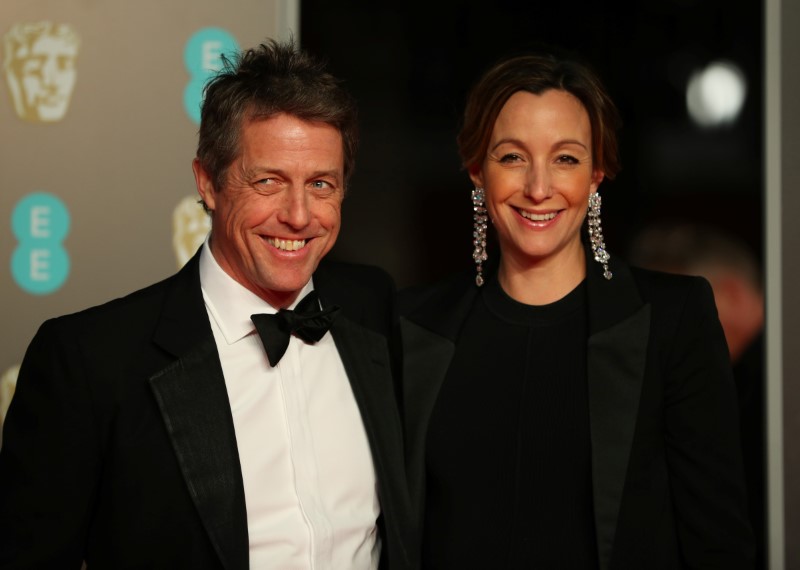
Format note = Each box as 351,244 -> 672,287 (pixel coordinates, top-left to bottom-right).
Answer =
590,169 -> 605,193
468,165 -> 484,189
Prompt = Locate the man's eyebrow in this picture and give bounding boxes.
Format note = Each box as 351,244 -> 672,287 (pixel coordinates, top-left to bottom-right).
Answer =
308,169 -> 342,181
242,166 -> 343,182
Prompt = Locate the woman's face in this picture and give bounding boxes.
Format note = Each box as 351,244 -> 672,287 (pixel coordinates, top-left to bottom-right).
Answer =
471,89 -> 604,274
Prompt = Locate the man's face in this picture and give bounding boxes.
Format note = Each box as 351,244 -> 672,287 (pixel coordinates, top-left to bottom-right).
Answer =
193,113 -> 345,308
4,25 -> 79,122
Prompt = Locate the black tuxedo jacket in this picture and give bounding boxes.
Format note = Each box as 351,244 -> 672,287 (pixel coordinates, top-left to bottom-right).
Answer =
399,250 -> 755,569
0,251 -> 415,569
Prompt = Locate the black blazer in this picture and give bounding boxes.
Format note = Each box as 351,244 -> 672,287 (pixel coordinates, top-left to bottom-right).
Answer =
399,250 -> 755,570
0,250 -> 415,570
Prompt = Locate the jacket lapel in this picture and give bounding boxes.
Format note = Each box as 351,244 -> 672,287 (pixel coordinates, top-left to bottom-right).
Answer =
399,272 -> 479,520
399,318 -> 455,518
148,252 -> 249,570
313,263 -> 412,567
585,252 -> 651,570
328,315 -> 408,490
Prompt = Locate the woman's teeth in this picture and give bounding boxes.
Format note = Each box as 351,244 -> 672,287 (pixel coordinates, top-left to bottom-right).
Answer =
519,210 -> 557,222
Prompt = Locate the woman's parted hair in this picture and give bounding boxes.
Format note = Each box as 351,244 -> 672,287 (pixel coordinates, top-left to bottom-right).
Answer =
457,51 -> 622,180
196,38 -> 358,193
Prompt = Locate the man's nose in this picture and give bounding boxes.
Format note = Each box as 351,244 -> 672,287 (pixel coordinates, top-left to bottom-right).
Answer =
278,188 -> 311,229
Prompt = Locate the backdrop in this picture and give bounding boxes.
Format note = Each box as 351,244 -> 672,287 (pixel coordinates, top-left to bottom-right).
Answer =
0,0 -> 298,427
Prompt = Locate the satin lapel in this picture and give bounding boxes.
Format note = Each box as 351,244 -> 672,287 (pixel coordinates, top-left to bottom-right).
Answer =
399,273 -> 479,525
313,262 -> 412,566
585,253 -> 651,570
398,317 -> 454,518
328,316 -> 412,566
328,316 -> 404,473
148,251 -> 249,570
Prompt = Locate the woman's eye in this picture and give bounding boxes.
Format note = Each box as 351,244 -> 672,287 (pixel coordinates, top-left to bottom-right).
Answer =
499,153 -> 522,163
556,155 -> 579,164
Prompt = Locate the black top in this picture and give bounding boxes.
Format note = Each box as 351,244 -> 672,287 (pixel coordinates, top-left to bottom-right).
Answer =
423,273 -> 599,568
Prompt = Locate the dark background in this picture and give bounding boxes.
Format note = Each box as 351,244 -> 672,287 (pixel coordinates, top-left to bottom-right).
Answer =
300,0 -> 763,288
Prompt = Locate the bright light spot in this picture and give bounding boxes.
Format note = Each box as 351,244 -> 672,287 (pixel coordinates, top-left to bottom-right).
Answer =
686,60 -> 747,127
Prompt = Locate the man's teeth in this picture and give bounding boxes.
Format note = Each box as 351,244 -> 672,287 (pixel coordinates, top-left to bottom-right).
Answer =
267,237 -> 306,251
520,210 -> 557,222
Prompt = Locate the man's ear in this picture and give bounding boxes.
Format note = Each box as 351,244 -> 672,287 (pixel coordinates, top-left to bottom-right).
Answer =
192,158 -> 216,211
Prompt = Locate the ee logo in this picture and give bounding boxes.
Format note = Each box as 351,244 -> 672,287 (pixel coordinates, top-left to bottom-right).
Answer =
183,27 -> 240,124
11,192 -> 70,295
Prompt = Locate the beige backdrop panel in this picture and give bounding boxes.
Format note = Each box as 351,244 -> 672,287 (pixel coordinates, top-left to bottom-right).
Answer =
0,1 -> 298,426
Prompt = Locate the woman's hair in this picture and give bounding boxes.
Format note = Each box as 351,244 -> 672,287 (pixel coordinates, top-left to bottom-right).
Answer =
196,38 -> 358,195
457,50 -> 621,179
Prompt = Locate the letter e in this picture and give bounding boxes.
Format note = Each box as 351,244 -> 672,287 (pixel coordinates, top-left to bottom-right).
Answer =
201,41 -> 223,72
30,206 -> 51,238
30,249 -> 51,281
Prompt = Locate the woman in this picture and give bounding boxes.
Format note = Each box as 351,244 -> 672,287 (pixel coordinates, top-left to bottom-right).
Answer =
400,52 -> 755,569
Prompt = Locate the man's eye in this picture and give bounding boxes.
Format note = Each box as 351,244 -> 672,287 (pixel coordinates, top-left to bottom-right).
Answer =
311,180 -> 333,189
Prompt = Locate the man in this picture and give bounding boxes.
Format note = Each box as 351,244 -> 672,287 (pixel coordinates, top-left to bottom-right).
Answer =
0,40 -> 414,569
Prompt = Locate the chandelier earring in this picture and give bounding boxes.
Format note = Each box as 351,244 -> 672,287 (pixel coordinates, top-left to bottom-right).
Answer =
587,192 -> 612,280
471,187 -> 489,287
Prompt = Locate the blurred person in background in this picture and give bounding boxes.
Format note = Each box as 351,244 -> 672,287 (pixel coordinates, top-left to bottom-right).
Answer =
629,222 -> 766,568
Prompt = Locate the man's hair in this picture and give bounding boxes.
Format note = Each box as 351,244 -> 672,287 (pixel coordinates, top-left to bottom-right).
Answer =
196,38 -> 358,195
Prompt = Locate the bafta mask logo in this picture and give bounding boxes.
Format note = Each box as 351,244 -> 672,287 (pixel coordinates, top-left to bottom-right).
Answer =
3,22 -> 80,123
172,196 -> 210,268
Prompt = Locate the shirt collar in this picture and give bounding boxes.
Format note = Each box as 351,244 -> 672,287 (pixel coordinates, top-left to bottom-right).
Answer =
198,237 -> 314,345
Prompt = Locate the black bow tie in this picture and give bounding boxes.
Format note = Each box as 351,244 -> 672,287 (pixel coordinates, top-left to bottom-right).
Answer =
251,290 -> 341,367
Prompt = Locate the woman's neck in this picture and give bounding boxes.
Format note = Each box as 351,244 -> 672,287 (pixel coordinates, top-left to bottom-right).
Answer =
497,244 -> 587,306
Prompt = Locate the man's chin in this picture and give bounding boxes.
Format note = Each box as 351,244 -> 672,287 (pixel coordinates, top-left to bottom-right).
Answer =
256,271 -> 318,304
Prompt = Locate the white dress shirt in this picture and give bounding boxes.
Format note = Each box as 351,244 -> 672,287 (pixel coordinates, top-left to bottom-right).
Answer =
199,241 -> 380,569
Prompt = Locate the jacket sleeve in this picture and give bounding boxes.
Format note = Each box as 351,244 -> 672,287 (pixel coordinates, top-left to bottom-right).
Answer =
0,318 -> 99,568
662,277 -> 756,568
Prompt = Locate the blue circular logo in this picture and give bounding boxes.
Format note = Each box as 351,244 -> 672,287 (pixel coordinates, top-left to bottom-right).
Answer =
183,27 -> 240,124
11,192 -> 71,295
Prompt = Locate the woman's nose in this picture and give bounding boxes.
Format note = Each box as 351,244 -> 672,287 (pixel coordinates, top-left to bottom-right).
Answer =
523,166 -> 553,202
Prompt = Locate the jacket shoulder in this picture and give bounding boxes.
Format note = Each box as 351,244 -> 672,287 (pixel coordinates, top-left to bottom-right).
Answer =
29,260 -> 201,366
628,265 -> 716,307
41,272 -> 178,333
398,270 -> 474,318
317,259 -> 394,291
314,259 -> 397,335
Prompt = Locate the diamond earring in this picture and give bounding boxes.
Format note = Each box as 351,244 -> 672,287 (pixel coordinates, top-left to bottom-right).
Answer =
588,192 -> 612,280
472,187 -> 488,287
